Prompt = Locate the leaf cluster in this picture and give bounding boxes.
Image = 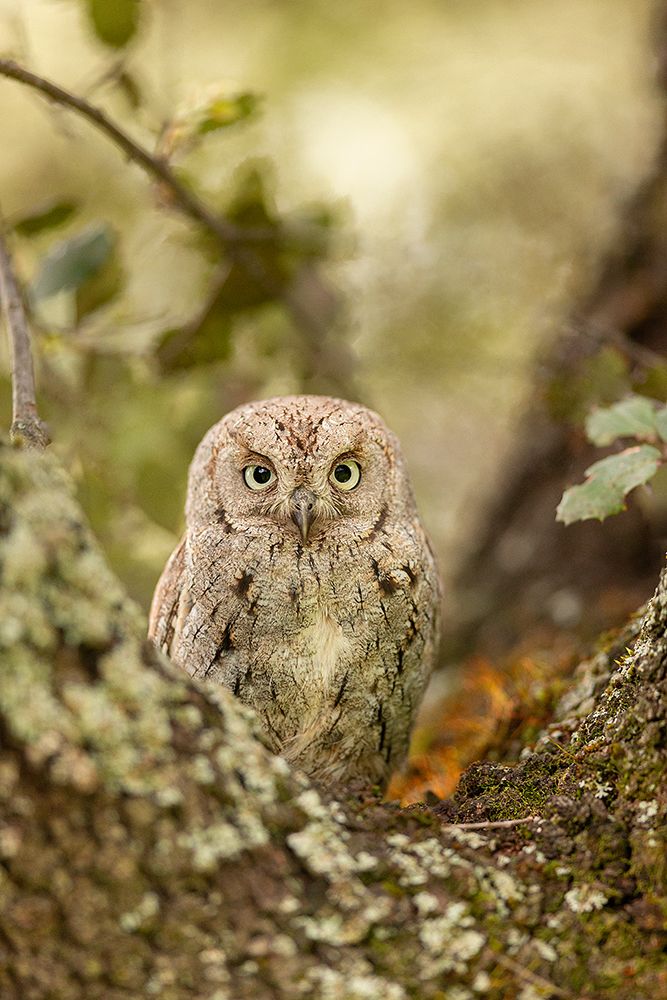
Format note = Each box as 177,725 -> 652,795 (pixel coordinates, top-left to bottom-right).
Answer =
556,396 -> 667,525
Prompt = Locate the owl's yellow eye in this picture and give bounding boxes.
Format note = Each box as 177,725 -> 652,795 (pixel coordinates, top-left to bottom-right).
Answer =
330,460 -> 361,491
243,465 -> 275,491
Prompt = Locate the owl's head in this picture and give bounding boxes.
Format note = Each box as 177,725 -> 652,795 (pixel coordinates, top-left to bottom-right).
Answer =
186,395 -> 416,544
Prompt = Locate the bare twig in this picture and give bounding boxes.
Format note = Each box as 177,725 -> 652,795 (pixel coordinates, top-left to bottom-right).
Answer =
0,222 -> 49,448
441,816 -> 539,830
492,952 -> 572,999
543,735 -> 578,761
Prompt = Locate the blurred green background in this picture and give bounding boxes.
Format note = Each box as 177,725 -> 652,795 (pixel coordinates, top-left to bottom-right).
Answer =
0,0 -> 661,620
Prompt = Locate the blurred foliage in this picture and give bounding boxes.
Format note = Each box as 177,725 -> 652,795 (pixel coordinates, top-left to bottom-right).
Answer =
13,200 -> 78,237
160,87 -> 261,160
30,223 -> 115,303
0,0 -> 662,614
155,163 -> 337,371
84,0 -> 142,49
545,346 -> 633,424
546,342 -> 667,425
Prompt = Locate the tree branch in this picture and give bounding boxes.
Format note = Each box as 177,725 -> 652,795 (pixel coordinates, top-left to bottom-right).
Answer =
0,59 -> 269,249
0,58 -> 353,394
440,816 -> 539,830
0,221 -> 49,448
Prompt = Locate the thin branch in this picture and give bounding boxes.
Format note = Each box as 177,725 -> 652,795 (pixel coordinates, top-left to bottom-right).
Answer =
492,952 -> 572,999
0,59 -> 272,249
0,222 -> 49,448
0,58 -> 352,393
543,735 -> 578,761
441,816 -> 539,830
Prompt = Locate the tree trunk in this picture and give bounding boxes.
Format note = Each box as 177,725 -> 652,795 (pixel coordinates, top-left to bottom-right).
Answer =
0,442 -> 665,1000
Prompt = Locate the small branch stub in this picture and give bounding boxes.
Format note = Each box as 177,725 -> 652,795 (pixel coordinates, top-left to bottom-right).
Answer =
0,224 -> 49,449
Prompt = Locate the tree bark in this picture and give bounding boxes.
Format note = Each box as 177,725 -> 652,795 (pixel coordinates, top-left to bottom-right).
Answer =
0,442 -> 665,1000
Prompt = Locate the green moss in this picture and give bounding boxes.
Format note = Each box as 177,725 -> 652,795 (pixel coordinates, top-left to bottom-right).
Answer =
380,879 -> 408,898
453,753 -> 560,822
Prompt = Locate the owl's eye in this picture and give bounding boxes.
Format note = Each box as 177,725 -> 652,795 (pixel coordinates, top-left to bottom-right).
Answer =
330,460 -> 361,491
243,465 -> 275,491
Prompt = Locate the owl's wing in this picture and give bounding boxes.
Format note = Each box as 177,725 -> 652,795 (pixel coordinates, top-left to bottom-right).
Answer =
148,534 -> 188,655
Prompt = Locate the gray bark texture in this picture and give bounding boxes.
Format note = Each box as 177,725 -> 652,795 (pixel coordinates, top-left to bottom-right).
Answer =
0,440 -> 665,1000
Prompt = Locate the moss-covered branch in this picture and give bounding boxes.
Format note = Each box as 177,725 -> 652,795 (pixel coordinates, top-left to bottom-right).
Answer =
0,442 -> 664,999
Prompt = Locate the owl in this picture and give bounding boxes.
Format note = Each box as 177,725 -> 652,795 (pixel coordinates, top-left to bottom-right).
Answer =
149,395 -> 440,788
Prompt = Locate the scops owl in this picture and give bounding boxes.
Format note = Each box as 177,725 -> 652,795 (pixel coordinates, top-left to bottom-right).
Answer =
149,395 -> 440,788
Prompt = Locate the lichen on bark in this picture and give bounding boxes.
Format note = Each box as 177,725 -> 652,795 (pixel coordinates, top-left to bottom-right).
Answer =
0,441 -> 665,999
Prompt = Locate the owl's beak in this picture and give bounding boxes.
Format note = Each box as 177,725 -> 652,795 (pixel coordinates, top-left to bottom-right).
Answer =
290,487 -> 317,542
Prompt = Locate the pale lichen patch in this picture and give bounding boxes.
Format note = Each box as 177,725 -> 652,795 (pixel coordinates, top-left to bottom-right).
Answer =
119,891 -> 161,932
564,885 -> 608,913
518,986 -> 548,1000
413,891 -> 440,916
192,754 -> 216,784
489,868 -> 524,904
447,988 -> 475,1000
533,938 -> 558,962
388,847 -> 429,887
302,966 -> 407,1000
180,813 -> 269,870
0,592 -> 52,649
473,970 -> 491,992
418,901 -> 485,977
287,822 -> 356,878
635,799 -> 659,826
354,850 -> 378,871
0,652 -> 69,740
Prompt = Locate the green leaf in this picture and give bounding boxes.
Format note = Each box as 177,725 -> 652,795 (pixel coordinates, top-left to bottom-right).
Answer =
85,0 -> 141,48
162,88 -> 260,158
197,93 -> 259,134
636,360 -> 667,403
655,406 -> 667,444
14,201 -> 77,237
585,396 -> 659,446
556,445 -> 662,525
31,225 -> 115,302
156,311 -> 233,372
75,248 -> 124,320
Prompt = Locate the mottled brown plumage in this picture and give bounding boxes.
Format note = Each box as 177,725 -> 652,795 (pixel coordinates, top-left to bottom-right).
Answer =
149,395 -> 440,787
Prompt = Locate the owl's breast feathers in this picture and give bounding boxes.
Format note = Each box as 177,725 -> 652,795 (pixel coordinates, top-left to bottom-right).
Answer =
149,521 -> 440,786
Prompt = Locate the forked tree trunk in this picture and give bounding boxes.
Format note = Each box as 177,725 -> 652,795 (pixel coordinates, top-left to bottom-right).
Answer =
0,442 -> 665,1000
